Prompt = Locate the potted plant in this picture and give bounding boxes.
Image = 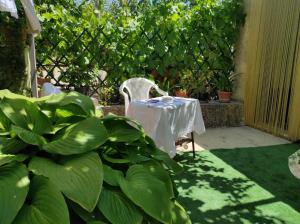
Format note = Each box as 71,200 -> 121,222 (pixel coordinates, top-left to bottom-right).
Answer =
173,71 -> 191,98
37,76 -> 51,86
214,73 -> 234,103
174,85 -> 188,98
61,68 -> 98,95
186,73 -> 208,101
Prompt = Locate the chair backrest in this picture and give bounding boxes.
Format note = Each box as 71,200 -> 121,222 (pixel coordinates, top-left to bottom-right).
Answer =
119,77 -> 168,114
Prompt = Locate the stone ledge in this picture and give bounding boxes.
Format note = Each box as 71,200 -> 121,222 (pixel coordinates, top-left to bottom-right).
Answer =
101,105 -> 125,117
200,101 -> 244,128
100,101 -> 244,128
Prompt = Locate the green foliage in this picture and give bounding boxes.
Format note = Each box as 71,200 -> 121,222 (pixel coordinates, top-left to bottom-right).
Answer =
213,73 -> 234,92
35,0 -> 245,99
0,0 -> 27,94
0,89 -> 189,224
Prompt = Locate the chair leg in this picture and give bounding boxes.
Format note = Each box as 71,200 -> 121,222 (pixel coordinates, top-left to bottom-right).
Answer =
191,132 -> 195,158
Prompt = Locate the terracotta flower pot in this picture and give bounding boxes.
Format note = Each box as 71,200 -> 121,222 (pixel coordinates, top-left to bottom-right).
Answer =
218,91 -> 232,103
37,77 -> 51,86
175,90 -> 188,98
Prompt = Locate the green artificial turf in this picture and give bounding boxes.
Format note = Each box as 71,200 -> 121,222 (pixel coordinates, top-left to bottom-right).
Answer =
174,144 -> 300,224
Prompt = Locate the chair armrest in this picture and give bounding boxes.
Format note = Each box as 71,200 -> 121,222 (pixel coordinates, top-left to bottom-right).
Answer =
154,84 -> 168,96
119,85 -> 130,115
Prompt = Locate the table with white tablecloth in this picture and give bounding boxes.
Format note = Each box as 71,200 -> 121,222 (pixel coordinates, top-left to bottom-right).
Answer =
127,97 -> 206,157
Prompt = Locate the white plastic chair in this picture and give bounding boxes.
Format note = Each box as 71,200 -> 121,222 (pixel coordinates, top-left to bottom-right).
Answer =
119,78 -> 168,115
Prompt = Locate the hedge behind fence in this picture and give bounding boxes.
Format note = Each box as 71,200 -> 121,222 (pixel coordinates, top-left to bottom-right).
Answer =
0,5 -> 27,94
35,0 -> 245,103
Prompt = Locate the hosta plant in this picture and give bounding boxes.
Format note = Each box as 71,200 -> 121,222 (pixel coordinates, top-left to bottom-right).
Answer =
0,90 -> 191,224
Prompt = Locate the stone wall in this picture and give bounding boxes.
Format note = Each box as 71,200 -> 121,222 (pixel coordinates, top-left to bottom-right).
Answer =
101,101 -> 244,128
101,105 -> 125,116
200,101 -> 244,128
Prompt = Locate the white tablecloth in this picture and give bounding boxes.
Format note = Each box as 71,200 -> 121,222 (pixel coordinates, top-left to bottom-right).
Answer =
127,97 -> 206,157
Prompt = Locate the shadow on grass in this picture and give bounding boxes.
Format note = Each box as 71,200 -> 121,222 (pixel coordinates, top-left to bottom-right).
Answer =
211,144 -> 300,212
174,144 -> 300,224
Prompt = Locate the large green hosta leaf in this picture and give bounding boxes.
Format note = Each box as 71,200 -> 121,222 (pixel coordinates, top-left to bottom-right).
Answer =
0,98 -> 52,134
87,222 -> 108,224
103,164 -> 123,186
36,93 -> 66,121
29,152 -> 103,212
102,116 -> 143,143
60,92 -> 95,117
0,154 -> 28,167
151,148 -> 183,174
0,163 -> 29,224
55,104 -> 87,122
12,176 -> 69,224
141,161 -> 174,198
0,137 -> 27,154
37,92 -> 95,119
0,90 -> 35,101
69,201 -> 106,223
119,165 -> 172,224
98,188 -> 143,224
0,154 -> 17,166
43,117 -> 108,155
0,109 -> 11,134
12,126 -> 47,146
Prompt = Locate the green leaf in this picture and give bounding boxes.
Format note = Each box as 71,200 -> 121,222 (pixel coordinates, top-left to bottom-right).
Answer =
61,92 -> 95,116
0,154 -> 28,167
103,117 -> 143,143
0,154 -> 17,166
12,125 -> 47,146
38,92 -> 66,105
0,98 -> 52,134
43,117 -> 108,155
102,115 -> 144,131
12,176 -> 69,224
102,153 -> 130,164
124,149 -> 151,163
36,93 -> 66,120
141,161 -> 174,198
103,164 -> 123,186
151,149 -> 183,174
55,104 -> 87,121
87,222 -> 108,224
170,201 -> 191,224
98,188 -> 143,224
119,165 -> 172,224
48,122 -> 71,134
69,201 -> 106,223
0,137 -> 27,154
0,163 -> 29,224
0,89 -> 35,101
29,152 -> 103,212
0,109 -> 11,133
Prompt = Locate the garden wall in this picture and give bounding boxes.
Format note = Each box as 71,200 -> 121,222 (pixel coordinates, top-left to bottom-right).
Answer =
101,101 -> 244,128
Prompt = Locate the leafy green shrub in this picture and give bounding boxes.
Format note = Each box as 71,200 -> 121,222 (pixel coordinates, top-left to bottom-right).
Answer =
0,1 -> 27,93
0,90 -> 190,224
35,0 -> 245,101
